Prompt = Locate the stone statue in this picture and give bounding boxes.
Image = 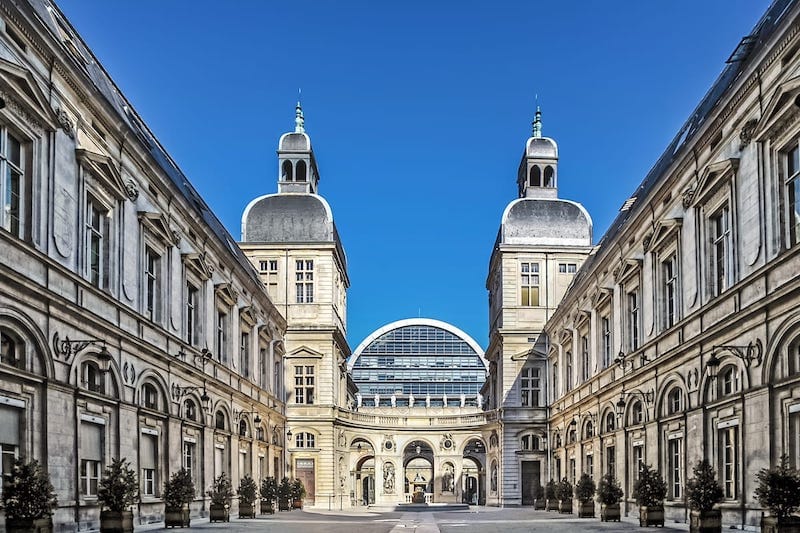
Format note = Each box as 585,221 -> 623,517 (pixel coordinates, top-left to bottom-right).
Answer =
356,393 -> 362,408
477,393 -> 483,409
390,394 -> 396,408
460,393 -> 466,407
425,394 -> 431,408
374,393 -> 380,407
442,393 -> 448,407
408,393 -> 415,407
383,462 -> 395,494
442,463 -> 454,492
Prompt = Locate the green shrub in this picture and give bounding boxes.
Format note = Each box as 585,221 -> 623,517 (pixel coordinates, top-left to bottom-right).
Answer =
98,458 -> 139,512
596,473 -> 623,505
686,460 -> 723,513
207,473 -> 234,507
574,473 -> 596,504
632,464 -> 666,508
754,455 -> 800,519
1,458 -> 57,520
162,468 -> 195,509
238,475 -> 258,506
555,478 -> 573,501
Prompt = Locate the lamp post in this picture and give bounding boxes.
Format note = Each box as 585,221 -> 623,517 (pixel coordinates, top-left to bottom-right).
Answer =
52,332 -> 112,361
704,339 -> 763,379
614,389 -> 654,423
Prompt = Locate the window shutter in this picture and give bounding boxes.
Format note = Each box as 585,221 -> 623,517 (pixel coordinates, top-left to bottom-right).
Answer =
81,422 -> 103,460
0,406 -> 20,445
140,434 -> 157,469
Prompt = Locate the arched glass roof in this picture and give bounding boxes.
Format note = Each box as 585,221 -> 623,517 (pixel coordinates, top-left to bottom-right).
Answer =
349,319 -> 487,407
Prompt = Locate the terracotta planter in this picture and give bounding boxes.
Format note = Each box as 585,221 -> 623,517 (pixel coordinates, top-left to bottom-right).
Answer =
260,500 -> 275,514
558,498 -> 573,514
689,509 -> 721,533
292,498 -> 303,509
577,500 -> 594,518
546,498 -> 559,511
600,503 -> 621,522
209,503 -> 230,522
278,498 -> 291,511
239,502 -> 256,518
164,507 -> 191,528
533,498 -> 546,510
762,515 -> 800,533
5,518 -> 53,533
639,505 -> 665,527
100,510 -> 134,533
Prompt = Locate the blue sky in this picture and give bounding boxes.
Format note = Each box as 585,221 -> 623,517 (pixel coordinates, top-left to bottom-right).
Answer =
58,0 -> 771,351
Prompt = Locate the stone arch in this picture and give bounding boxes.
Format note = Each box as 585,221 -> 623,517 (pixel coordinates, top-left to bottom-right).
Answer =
655,371 -> 690,414
764,312 -> 800,383
281,160 -> 293,181
0,306 -> 53,378
458,436 -> 486,455
212,400 -> 232,431
530,165 -> 541,187
600,404 -> 617,433
70,349 -> 122,398
135,369 -> 170,413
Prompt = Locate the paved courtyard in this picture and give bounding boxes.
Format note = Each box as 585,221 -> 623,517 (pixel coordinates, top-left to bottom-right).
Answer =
143,507 -> 690,533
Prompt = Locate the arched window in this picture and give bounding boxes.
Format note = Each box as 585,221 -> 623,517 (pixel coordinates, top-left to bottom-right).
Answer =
142,383 -> 159,410
296,161 -> 307,182
521,434 -> 540,451
605,411 -> 615,433
295,432 -> 315,448
719,366 -> 739,397
184,399 -> 197,421
215,411 -> 226,430
256,426 -> 265,441
544,165 -> 554,186
530,166 -> 541,187
281,160 -> 293,181
83,361 -> 104,393
666,388 -> 682,415
789,337 -> 800,375
553,433 -> 562,449
584,420 -> 594,439
0,329 -> 23,369
568,426 -> 577,444
239,419 -> 248,437
631,401 -> 644,425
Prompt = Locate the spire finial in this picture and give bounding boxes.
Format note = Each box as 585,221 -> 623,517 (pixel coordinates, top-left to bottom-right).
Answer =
532,104 -> 542,138
295,89 -> 305,133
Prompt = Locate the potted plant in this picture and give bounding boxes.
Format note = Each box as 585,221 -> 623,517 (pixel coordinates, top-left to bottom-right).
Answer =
277,477 -> 292,511
755,455 -> 800,533
291,478 -> 306,509
162,468 -> 195,528
555,477 -> 573,514
574,473 -> 596,518
207,473 -> 233,522
97,458 -> 139,533
237,475 -> 258,518
260,476 -> 278,514
533,483 -> 546,510
1,458 -> 57,533
545,479 -> 559,511
633,464 -> 667,527
596,473 -> 623,522
686,460 -> 724,533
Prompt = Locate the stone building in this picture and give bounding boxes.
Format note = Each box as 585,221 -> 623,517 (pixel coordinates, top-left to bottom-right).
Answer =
0,1 -> 286,530
542,0 -> 800,528
482,109 -> 593,506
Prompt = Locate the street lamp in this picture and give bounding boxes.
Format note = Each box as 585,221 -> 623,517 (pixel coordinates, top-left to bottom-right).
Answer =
705,339 -> 763,380
52,332 -> 112,361
171,382 -> 212,413
614,389 -> 654,420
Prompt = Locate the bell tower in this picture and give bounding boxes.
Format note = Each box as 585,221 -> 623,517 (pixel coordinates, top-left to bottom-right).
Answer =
277,101 -> 320,194
517,107 -> 559,199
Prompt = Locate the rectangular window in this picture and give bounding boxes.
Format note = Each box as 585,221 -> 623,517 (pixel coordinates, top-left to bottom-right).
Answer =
295,260 -> 314,303
186,283 -> 198,345
144,247 -> 161,322
601,316 -> 612,368
787,144 -> 800,246
711,206 -> 730,296
668,437 -> 682,499
80,421 -> 103,497
0,406 -> 20,500
632,444 -> 644,485
565,353 -> 573,392
240,331 -> 250,378
216,310 -> 228,363
0,128 -> 25,237
294,365 -> 315,404
182,441 -> 195,479
585,454 -> 594,479
628,290 -> 640,351
662,254 -> 678,329
86,199 -> 109,288
721,427 -> 738,499
141,433 -> 157,497
581,335 -> 590,381
569,457 -> 576,483
558,263 -> 577,273
606,446 -> 615,477
520,262 -> 540,306
80,459 -> 101,497
520,367 -> 540,407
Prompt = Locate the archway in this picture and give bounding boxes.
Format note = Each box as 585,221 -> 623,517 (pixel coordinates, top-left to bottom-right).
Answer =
404,440 -> 434,503
462,438 -> 486,505
351,438 -> 375,505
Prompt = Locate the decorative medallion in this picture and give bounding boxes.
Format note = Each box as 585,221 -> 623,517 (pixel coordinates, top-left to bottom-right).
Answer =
124,179 -> 139,201
738,118 -> 758,150
681,187 -> 695,209
383,435 -> 395,452
56,108 -> 75,138
440,433 -> 454,451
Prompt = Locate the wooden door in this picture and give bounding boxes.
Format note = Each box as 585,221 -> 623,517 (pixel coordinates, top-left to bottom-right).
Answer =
521,461 -> 540,505
296,458 -> 315,504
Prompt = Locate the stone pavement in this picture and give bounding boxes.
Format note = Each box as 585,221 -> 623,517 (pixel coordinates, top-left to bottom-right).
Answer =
133,506 -> 692,532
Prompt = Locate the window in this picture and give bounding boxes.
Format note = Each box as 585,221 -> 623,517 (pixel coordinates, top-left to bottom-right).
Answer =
0,127 -> 26,237
295,260 -> 314,303
520,262 -> 540,306
239,419 -> 248,438
601,316 -> 612,368
581,335 -> 590,381
260,259 -> 279,299
605,446 -> 615,477
558,263 -> 577,273
183,441 -> 195,480
720,426 -> 738,499
142,383 -> 158,410
0,406 -> 20,498
667,388 -> 682,415
632,444 -> 644,484
584,421 -> 594,439
144,247 -> 161,322
521,434 -> 539,451
216,310 -> 228,364
569,457 -> 576,483
787,144 -> 800,246
628,290 -> 640,351
565,353 -> 573,392
215,411 -> 226,431
294,365 -> 315,404
186,283 -> 199,345
604,412 -> 615,433
83,362 -> 104,393
530,166 -> 541,186
710,206 -> 731,295
183,400 -> 197,421
295,432 -> 315,448
631,401 -> 644,425
240,331 -> 250,378
585,454 -> 594,479
668,437 -> 682,499
662,254 -> 678,329
141,433 -> 157,497
80,458 -> 101,497
80,421 -> 103,497
719,366 -> 739,397
86,198 -> 109,288
520,367 -> 540,407
0,330 -> 22,369
552,363 -> 559,399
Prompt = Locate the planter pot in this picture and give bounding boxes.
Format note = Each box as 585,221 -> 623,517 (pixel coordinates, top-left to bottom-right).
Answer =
639,505 -> 665,527
100,510 -> 134,533
577,500 -> 594,518
292,498 -> 303,509
164,507 -> 191,528
209,503 -> 230,522
762,515 -> 800,533
239,502 -> 256,518
546,498 -> 559,511
533,498 -> 546,510
600,503 -> 621,522
5,518 -> 53,533
689,509 -> 721,533
278,498 -> 291,511
260,500 -> 275,514
558,499 -> 573,514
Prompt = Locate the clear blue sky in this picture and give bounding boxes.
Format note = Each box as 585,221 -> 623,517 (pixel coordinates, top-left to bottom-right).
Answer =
58,0 -> 770,352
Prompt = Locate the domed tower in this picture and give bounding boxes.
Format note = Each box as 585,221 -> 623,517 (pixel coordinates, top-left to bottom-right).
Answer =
484,108 -> 593,507
240,104 -> 352,507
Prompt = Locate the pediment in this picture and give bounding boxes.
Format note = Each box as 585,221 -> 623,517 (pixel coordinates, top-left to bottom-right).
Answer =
239,306 -> 256,327
138,211 -> 179,246
614,257 -> 643,283
592,287 -> 613,307
214,283 -> 239,306
286,346 -> 324,359
755,75 -> 800,140
0,57 -> 58,130
689,158 -> 739,207
511,348 -> 546,361
648,217 -> 683,252
182,252 -> 213,281
76,149 -> 128,201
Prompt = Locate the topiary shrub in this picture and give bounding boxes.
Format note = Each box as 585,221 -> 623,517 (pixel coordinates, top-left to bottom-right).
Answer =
545,479 -> 557,500
596,473 -> 624,505
162,468 -> 195,509
238,475 -> 258,506
633,464 -> 667,508
574,473 -> 596,504
754,454 -> 800,520
1,458 -> 57,520
98,458 -> 139,512
207,473 -> 234,507
555,478 -> 573,501
686,460 -> 724,513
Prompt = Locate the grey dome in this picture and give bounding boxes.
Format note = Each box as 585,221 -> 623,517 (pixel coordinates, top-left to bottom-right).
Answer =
278,132 -> 311,152
501,198 -> 592,246
242,193 -> 334,243
526,136 -> 558,159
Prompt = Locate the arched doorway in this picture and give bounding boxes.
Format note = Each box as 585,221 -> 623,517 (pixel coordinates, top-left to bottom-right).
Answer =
351,438 -> 375,505
404,440 -> 434,503
462,438 -> 486,505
